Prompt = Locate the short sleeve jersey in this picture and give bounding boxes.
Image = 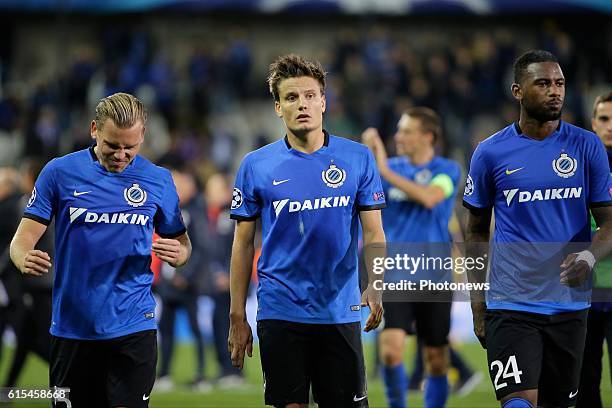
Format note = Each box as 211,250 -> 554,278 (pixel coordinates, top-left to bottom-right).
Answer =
382,156 -> 461,243
463,122 -> 611,314
24,147 -> 185,339
230,132 -> 386,324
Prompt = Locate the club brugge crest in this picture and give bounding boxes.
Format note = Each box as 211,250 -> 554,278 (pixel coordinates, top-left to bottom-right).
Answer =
552,152 -> 577,178
322,164 -> 346,188
414,169 -> 432,185
124,183 -> 147,207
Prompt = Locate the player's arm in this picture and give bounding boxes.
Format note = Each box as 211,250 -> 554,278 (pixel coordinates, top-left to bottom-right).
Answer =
380,169 -> 448,209
465,206 -> 492,348
561,206 -> 612,286
362,127 -> 446,209
152,232 -> 191,268
590,206 -> 612,258
561,136 -> 612,286
228,219 -> 255,369
10,218 -> 51,276
359,209 -> 386,332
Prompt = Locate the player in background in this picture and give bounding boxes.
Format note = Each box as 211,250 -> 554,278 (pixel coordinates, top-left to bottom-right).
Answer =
576,91 -> 612,408
202,173 -> 246,387
408,336 -> 483,397
464,50 -> 612,407
10,93 -> 191,408
228,54 -> 386,408
362,107 -> 461,408
155,160 -> 208,392
2,158 -> 54,388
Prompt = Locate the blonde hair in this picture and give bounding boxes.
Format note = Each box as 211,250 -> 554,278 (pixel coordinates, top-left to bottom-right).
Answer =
94,92 -> 147,130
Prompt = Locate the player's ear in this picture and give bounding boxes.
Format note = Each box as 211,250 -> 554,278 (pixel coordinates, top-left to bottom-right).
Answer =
90,120 -> 98,140
511,83 -> 522,101
274,100 -> 283,118
425,131 -> 434,146
321,93 -> 326,113
591,118 -> 597,134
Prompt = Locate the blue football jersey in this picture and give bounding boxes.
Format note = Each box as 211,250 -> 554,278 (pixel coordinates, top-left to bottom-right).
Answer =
463,122 -> 611,314
382,156 -> 461,243
24,147 -> 186,340
230,132 -> 386,324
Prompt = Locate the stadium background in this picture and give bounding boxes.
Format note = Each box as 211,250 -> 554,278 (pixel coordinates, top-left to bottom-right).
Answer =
0,0 -> 610,406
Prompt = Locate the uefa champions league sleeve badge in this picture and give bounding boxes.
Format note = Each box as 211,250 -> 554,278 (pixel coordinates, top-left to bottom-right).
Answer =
231,188 -> 243,209
27,187 -> 37,207
464,175 -> 474,196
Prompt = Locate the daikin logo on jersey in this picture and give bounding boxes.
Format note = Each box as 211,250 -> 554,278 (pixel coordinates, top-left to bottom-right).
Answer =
272,196 -> 351,217
502,187 -> 582,206
68,207 -> 149,225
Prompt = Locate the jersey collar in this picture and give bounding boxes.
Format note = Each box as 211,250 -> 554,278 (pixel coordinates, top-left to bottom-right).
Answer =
284,129 -> 329,151
89,145 -> 98,161
406,155 -> 437,169
514,121 -> 562,141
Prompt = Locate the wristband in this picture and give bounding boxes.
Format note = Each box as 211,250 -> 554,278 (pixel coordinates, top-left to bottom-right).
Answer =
575,250 -> 596,270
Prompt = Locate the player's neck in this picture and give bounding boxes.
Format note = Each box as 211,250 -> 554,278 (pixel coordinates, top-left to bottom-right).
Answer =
408,146 -> 434,165
518,116 -> 560,141
93,146 -> 105,167
286,129 -> 325,154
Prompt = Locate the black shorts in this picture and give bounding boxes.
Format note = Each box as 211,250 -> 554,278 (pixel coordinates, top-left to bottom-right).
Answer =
485,309 -> 587,405
50,329 -> 157,408
257,320 -> 368,408
382,301 -> 451,347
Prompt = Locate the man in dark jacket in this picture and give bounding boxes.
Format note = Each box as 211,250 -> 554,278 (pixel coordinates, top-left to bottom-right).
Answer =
0,158 -> 54,386
203,172 -> 243,386
0,167 -> 24,365
155,163 -> 208,391
577,91 -> 612,408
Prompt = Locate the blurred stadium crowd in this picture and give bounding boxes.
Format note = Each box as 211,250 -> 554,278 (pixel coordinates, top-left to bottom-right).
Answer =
0,16 -> 610,172
0,11 -> 611,389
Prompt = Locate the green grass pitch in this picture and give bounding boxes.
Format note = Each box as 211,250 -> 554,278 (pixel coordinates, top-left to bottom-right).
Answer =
1,340 -> 610,407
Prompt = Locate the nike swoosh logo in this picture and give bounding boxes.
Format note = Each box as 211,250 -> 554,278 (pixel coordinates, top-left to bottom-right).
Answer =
272,179 -> 290,186
73,190 -> 92,196
569,390 -> 578,398
505,167 -> 524,175
353,395 -> 367,402
143,394 -> 150,400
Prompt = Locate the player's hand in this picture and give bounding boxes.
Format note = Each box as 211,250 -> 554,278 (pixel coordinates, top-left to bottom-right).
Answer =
152,238 -> 182,267
228,316 -> 253,370
470,301 -> 487,349
560,252 -> 591,287
20,250 -> 52,276
361,284 -> 383,332
361,127 -> 381,150
361,128 -> 388,171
